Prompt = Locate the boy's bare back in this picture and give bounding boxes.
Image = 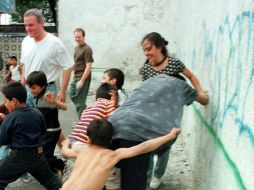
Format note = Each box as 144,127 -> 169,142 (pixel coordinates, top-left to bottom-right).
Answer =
61,125 -> 180,190
62,144 -> 118,190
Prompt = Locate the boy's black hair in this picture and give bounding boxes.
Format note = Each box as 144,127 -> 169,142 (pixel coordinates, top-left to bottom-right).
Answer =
87,119 -> 113,147
10,56 -> 17,61
26,71 -> 47,87
2,82 -> 27,103
104,68 -> 125,90
96,83 -> 116,100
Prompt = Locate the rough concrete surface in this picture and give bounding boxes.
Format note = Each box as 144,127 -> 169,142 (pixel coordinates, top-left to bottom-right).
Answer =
5,92 -> 193,190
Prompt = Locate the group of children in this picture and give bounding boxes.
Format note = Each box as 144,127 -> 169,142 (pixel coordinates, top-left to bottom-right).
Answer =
0,67 -> 182,190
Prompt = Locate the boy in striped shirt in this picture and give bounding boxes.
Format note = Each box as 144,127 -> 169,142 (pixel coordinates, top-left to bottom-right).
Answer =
68,83 -> 117,146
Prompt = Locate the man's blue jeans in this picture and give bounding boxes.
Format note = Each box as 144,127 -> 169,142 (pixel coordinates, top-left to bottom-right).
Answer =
0,148 -> 62,190
147,139 -> 176,179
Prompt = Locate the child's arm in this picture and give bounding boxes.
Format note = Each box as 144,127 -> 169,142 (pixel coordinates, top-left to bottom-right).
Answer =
109,90 -> 119,108
21,66 -> 26,85
115,128 -> 181,160
182,67 -> 204,93
76,62 -> 92,90
2,70 -> 11,84
18,65 -> 23,75
44,92 -> 67,110
61,138 -> 79,158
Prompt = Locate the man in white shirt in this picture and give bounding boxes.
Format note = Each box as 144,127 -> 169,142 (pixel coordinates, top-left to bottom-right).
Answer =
21,9 -> 73,106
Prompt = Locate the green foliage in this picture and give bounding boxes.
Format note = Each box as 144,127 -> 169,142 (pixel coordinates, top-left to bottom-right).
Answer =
12,0 -> 54,23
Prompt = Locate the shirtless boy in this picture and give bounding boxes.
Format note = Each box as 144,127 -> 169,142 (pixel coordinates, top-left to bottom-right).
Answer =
61,119 -> 180,190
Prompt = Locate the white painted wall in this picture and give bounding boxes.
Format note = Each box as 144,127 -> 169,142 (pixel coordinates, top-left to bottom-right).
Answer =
58,0 -> 179,92
59,1 -> 254,189
173,1 -> 254,190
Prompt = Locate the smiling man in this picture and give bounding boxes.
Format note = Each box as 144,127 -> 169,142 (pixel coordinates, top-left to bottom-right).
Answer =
69,28 -> 94,117
21,9 -> 73,106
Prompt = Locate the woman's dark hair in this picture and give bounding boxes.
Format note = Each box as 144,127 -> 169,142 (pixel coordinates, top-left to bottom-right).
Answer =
26,71 -> 47,87
141,32 -> 169,57
96,83 -> 115,100
2,82 -> 27,103
104,68 -> 124,90
87,119 -> 113,147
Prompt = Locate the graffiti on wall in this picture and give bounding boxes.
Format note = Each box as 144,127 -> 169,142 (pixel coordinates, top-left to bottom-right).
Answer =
191,10 -> 254,190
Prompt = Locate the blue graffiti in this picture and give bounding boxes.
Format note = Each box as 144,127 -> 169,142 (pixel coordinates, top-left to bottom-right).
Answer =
192,10 -> 254,148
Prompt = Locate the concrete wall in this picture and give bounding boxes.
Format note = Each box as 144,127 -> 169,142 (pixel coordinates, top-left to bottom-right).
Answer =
58,0 -> 179,91
59,1 -> 254,189
173,1 -> 254,190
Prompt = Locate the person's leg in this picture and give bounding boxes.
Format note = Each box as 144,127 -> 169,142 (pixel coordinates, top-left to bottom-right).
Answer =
153,148 -> 170,178
153,139 -> 176,178
29,152 -> 62,190
0,150 -> 30,189
149,150 -> 170,189
149,139 -> 176,189
75,77 -> 91,118
69,78 -> 77,102
44,130 -> 61,172
44,130 -> 61,160
69,78 -> 79,113
118,139 -> 150,190
69,77 -> 91,118
147,153 -> 155,180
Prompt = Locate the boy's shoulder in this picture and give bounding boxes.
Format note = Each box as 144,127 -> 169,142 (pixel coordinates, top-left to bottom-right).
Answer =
88,146 -> 117,161
6,107 -> 43,120
16,106 -> 42,115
